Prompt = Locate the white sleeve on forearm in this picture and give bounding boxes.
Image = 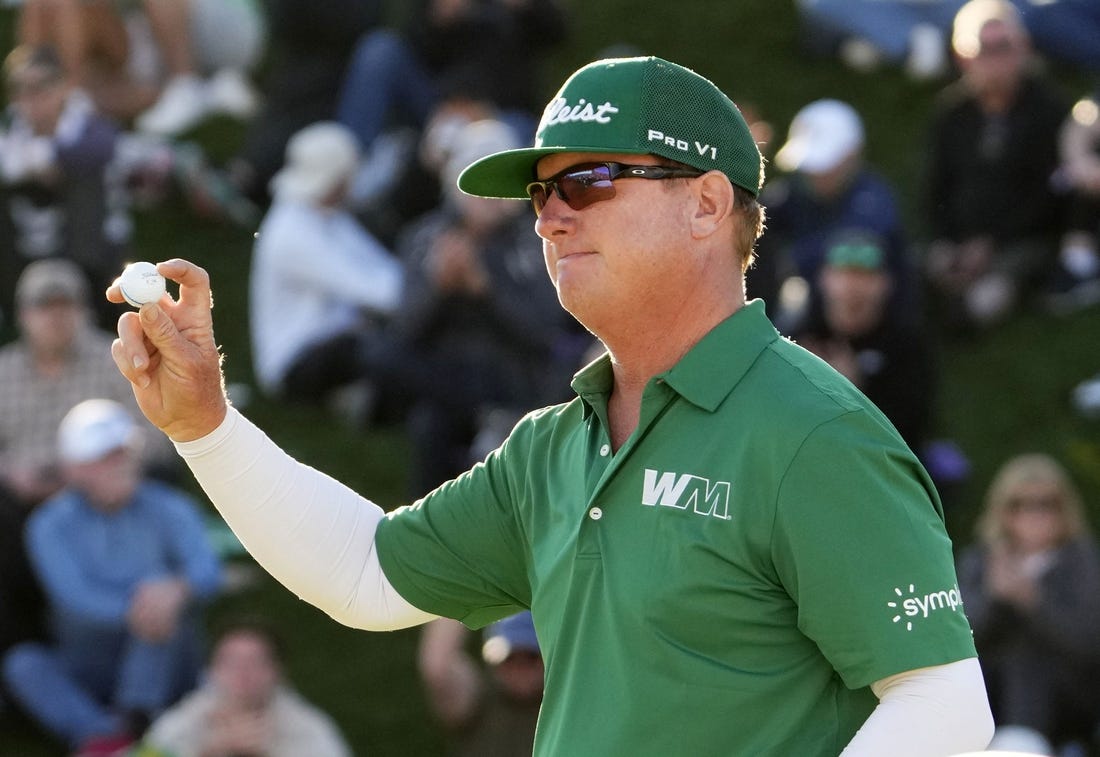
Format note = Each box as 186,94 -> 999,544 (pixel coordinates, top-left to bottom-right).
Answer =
840,657 -> 993,756
174,407 -> 437,631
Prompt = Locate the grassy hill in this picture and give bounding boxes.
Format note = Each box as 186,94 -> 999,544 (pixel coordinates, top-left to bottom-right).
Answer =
2,1 -> 1099,754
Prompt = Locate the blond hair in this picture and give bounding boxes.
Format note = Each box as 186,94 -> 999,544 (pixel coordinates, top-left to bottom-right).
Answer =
734,184 -> 766,274
975,453 -> 1089,546
658,158 -> 765,274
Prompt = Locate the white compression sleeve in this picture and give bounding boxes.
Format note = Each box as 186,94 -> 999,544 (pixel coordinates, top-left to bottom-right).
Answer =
174,407 -> 437,631
840,657 -> 993,756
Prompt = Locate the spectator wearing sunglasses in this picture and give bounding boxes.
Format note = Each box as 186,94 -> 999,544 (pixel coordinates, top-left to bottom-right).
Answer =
922,0 -> 1069,334
956,453 -> 1100,754
107,56 -> 993,756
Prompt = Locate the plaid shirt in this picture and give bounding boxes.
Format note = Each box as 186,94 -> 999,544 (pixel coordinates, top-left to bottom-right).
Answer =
0,327 -> 174,490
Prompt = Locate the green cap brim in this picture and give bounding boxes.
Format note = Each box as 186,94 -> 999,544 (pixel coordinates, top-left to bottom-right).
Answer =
457,145 -> 651,200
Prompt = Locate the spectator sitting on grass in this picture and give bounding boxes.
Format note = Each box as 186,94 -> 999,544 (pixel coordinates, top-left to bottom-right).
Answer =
248,121 -> 404,406
1,399 -> 223,755
792,229 -> 936,455
956,452 -> 1100,754
16,0 -> 265,133
141,615 -> 351,757
0,260 -> 178,509
419,611 -> 543,757
922,0 -> 1069,333
750,98 -> 917,332
1048,86 -> 1100,313
0,43 -> 132,329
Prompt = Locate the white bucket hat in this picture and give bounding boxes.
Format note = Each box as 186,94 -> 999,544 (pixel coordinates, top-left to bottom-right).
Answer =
269,121 -> 361,203
775,99 -> 864,175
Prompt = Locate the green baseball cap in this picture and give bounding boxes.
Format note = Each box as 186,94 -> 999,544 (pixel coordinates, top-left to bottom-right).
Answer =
825,231 -> 886,270
457,56 -> 764,199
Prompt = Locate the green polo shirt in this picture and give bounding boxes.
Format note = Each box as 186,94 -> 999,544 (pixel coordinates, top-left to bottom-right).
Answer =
376,300 -> 976,756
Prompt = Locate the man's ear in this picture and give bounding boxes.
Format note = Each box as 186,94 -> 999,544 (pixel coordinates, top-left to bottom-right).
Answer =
690,171 -> 735,239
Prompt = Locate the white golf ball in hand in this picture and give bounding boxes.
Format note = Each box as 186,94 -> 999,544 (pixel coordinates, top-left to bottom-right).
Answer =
119,261 -> 166,308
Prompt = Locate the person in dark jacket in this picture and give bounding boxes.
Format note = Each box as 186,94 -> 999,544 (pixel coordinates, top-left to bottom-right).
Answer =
793,229 -> 936,454
957,452 -> 1100,752
922,0 -> 1069,331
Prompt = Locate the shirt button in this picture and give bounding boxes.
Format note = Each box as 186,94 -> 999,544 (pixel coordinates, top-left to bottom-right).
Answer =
589,507 -> 603,520
599,444 -> 610,457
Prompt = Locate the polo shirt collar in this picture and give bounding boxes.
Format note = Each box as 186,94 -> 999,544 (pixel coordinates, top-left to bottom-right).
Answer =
571,352 -> 613,420
571,300 -> 780,416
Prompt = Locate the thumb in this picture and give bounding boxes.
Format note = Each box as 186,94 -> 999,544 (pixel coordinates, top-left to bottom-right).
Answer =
139,302 -> 181,349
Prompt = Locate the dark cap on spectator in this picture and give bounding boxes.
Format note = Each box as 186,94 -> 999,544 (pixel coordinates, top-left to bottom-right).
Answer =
15,259 -> 89,307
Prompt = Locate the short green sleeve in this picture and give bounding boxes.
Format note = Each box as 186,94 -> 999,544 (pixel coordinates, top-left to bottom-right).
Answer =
772,410 -> 976,688
376,429 -> 532,629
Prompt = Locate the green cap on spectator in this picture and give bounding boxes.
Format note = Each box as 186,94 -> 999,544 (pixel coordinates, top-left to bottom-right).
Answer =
825,235 -> 886,270
458,56 -> 764,199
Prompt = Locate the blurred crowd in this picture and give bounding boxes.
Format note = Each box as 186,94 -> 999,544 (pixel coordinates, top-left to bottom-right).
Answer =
0,0 -> 1098,755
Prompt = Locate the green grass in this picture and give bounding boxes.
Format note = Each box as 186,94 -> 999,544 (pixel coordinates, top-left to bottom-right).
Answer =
2,1 -> 1100,754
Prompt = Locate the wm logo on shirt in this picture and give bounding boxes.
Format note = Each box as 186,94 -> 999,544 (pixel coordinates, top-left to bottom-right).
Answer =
641,469 -> 732,520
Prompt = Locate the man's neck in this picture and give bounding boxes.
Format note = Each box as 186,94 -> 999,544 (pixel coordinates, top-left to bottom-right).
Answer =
604,345 -> 690,452
600,297 -> 742,449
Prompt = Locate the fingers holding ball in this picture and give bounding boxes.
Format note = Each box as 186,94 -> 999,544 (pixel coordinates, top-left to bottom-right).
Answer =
118,261 -> 167,307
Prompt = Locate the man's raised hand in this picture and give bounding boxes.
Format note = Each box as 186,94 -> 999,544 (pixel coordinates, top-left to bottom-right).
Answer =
107,259 -> 228,442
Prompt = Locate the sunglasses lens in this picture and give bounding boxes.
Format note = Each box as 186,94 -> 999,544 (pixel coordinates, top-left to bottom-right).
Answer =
527,183 -> 549,216
528,164 -> 617,216
559,165 -> 614,211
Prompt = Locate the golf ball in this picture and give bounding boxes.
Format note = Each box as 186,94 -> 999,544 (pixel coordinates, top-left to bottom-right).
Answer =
119,261 -> 166,307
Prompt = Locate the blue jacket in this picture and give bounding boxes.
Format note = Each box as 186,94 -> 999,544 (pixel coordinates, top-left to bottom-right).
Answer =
26,480 -> 222,626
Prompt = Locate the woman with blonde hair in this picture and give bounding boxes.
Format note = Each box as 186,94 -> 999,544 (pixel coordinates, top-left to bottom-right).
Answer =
958,452 -> 1100,752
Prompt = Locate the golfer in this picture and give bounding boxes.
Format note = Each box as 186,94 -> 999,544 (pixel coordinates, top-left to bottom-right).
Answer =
110,57 -> 993,755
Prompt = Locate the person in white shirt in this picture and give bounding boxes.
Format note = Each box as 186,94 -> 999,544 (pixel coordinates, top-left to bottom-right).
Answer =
249,121 -> 403,402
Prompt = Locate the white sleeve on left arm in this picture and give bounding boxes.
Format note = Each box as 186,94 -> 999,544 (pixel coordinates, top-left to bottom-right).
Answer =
175,407 -> 437,631
840,657 -> 993,756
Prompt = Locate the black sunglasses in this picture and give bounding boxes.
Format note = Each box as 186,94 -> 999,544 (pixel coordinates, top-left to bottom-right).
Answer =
525,161 -> 704,217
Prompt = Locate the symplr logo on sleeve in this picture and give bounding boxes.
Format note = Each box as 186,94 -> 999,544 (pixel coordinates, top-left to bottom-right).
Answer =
887,583 -> 963,631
